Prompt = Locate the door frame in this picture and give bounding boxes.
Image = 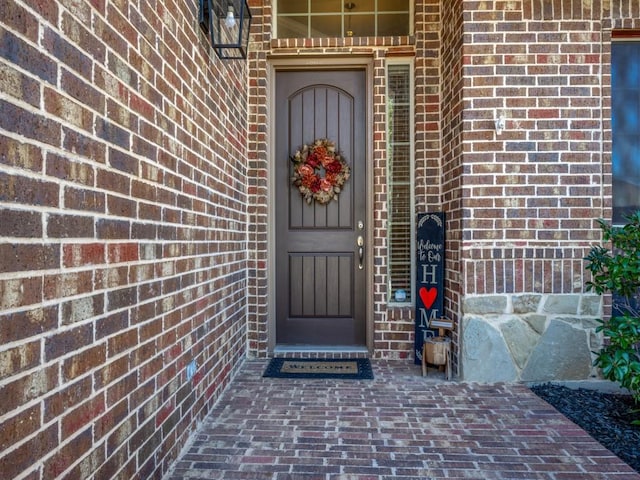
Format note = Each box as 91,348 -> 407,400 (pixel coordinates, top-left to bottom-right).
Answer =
266,55 -> 375,355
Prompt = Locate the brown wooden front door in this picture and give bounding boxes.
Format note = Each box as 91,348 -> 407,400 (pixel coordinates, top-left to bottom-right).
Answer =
275,69 -> 367,346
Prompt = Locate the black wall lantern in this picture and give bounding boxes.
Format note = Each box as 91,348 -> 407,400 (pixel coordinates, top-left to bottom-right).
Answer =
199,0 -> 251,59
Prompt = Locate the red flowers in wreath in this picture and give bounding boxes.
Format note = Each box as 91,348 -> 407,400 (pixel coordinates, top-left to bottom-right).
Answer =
290,138 -> 351,204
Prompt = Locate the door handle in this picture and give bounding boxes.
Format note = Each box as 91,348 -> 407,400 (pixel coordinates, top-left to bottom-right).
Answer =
357,235 -> 364,270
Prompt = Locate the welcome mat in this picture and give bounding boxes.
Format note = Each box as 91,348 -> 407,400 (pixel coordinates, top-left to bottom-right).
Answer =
263,358 -> 374,380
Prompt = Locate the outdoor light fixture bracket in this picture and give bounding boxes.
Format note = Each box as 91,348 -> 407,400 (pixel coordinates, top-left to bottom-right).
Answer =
199,0 -> 251,60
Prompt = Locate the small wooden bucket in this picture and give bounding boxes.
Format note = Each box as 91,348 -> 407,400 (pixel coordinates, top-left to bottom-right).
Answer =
423,336 -> 451,365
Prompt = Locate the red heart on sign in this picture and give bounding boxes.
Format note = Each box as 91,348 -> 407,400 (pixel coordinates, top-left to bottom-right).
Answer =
419,287 -> 438,309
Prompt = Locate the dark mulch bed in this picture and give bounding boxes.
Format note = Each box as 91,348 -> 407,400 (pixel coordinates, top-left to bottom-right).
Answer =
530,383 -> 640,473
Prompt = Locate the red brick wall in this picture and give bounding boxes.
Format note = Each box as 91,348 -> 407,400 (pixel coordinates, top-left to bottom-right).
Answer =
0,1 -> 248,478
440,0 -> 465,368
246,0 -> 271,357
459,0 -> 640,300
462,0 -> 605,296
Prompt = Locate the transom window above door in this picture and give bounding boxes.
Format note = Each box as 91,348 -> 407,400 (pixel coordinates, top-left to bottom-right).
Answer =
276,0 -> 411,38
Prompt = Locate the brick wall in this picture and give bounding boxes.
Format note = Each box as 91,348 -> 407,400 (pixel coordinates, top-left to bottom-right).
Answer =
440,0 -> 465,369
459,0 -> 640,296
456,0 -> 640,381
372,0 -> 442,359
461,0 -> 606,295
246,0 -> 271,357
0,1 -> 249,478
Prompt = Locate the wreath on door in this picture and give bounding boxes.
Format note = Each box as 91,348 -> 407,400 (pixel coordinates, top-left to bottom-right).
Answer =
290,138 -> 351,204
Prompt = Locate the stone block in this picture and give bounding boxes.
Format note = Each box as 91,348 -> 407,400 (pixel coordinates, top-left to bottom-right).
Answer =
542,295 -> 580,314
461,316 -> 517,382
500,316 -> 540,369
523,313 -> 547,335
580,317 -> 601,329
512,294 -> 542,314
580,295 -> 601,316
463,295 -> 508,315
521,320 -> 592,381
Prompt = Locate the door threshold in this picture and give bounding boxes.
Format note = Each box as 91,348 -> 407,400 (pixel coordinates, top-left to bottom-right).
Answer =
273,345 -> 369,358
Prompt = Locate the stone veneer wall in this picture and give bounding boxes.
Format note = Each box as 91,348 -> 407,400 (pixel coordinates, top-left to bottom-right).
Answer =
462,293 -> 602,382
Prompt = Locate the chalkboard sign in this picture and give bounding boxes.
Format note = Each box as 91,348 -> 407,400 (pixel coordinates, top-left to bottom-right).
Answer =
415,212 -> 445,365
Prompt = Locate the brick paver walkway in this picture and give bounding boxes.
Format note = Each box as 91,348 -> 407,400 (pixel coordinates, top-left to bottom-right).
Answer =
166,360 -> 640,479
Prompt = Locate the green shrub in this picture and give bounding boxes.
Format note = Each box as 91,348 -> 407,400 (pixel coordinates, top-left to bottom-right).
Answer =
585,212 -> 640,404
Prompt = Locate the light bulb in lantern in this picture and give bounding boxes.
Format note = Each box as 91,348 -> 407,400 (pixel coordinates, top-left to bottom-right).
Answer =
224,5 -> 236,28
